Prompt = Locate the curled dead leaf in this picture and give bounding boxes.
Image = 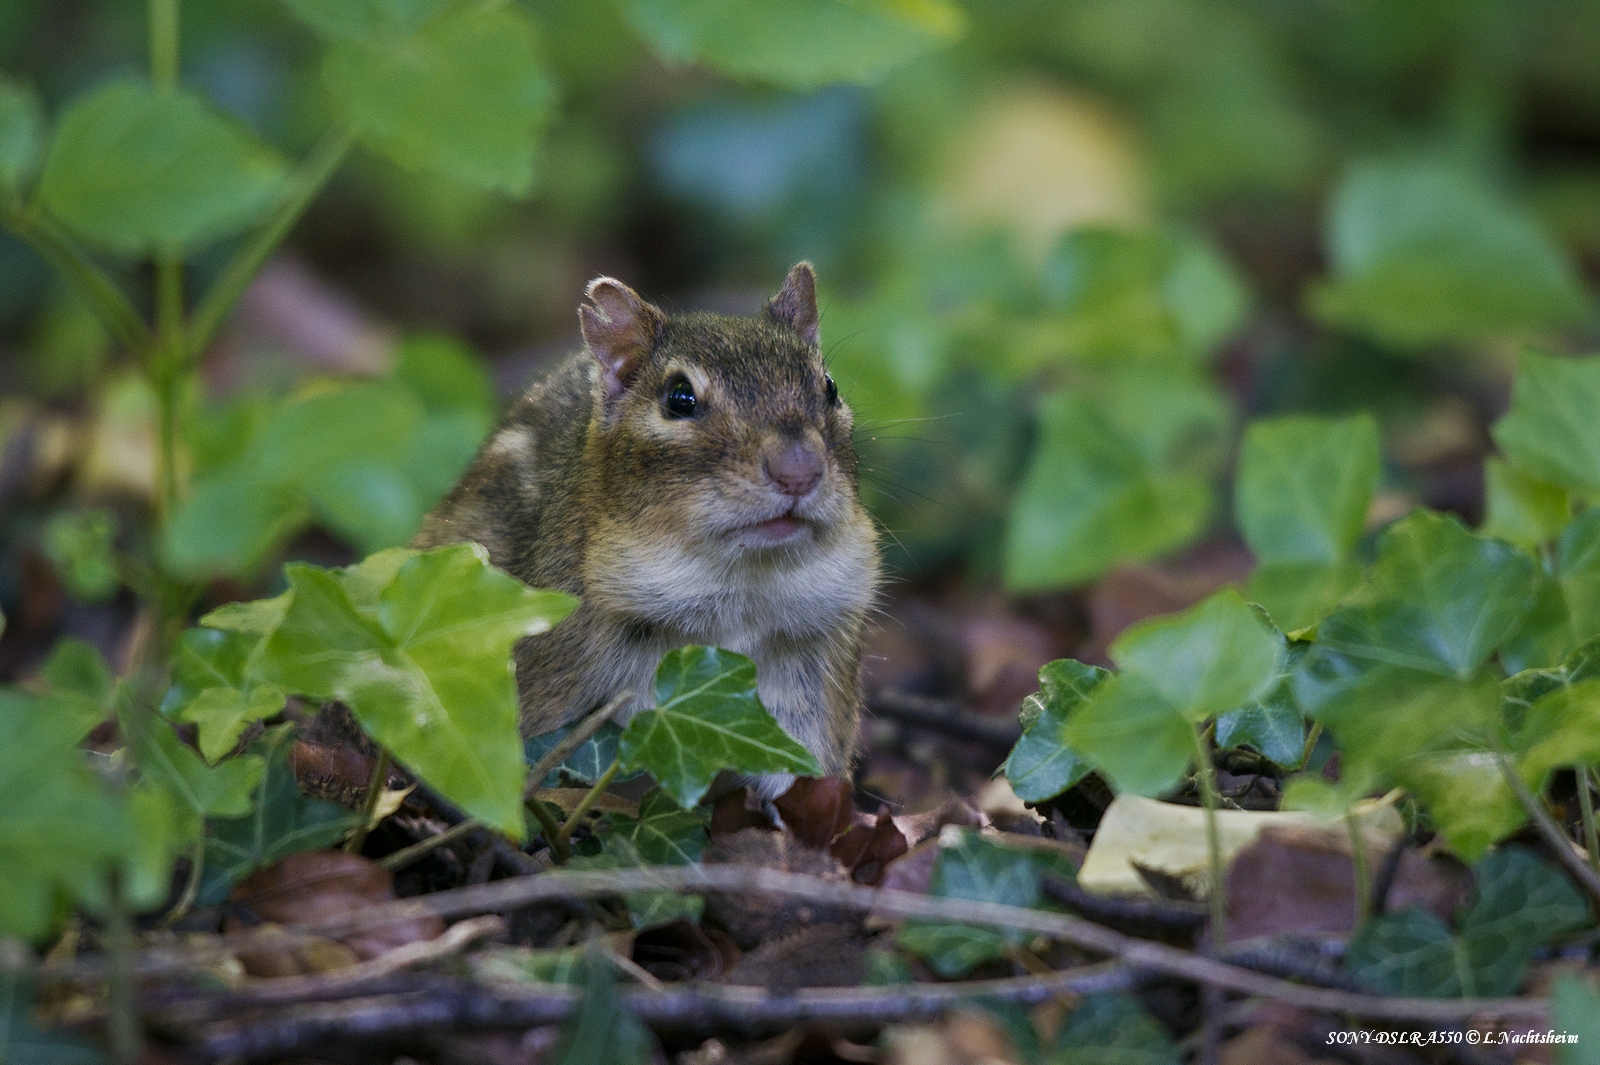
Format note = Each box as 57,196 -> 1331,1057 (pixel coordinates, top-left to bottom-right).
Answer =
773,776 -> 855,849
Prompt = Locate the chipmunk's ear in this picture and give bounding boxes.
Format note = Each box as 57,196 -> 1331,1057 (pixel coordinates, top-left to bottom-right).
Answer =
580,277 -> 665,399
766,261 -> 819,347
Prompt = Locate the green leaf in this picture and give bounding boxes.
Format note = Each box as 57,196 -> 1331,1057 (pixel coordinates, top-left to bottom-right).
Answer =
1483,458 -> 1571,549
550,947 -> 655,1065
37,81 -> 288,253
1060,674 -> 1193,797
1308,160 -> 1590,347
1002,659 -> 1108,803
42,509 -> 119,602
1036,228 -> 1248,367
31,638 -> 115,741
1493,352 -> 1600,497
1235,413 -> 1380,565
1346,848 -> 1587,997
0,79 -> 43,190
1552,976 -> 1600,1065
618,647 -> 821,810
1048,993 -> 1180,1065
1559,508 -> 1600,644
200,591 -> 293,636
525,722 -> 641,787
1500,567 -> 1576,674
1110,589 -> 1284,720
280,0 -> 452,42
324,3 -> 555,194
1214,642 -> 1309,768
568,837 -> 704,929
128,711 -> 263,826
897,829 -> 1076,977
263,544 -> 576,836
1004,377 -> 1229,592
1244,560 -> 1363,634
162,626 -> 285,762
1399,750 -> 1524,862
596,789 -> 709,866
617,0 -> 964,90
1316,510 -> 1536,679
0,693 -> 133,940
200,727 -> 360,904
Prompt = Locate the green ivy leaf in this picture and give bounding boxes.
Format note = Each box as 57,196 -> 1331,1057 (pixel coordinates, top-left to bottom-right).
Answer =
617,0 -> 964,90
1048,993 -> 1180,1065
1235,413 -> 1380,566
525,721 -> 640,787
1499,568 -> 1577,675
618,647 -> 821,810
32,638 -> 115,742
162,627 -> 285,763
1308,161 -> 1590,347
1111,589 -> 1285,720
262,545 -> 575,836
1215,642 -> 1309,768
41,509 -> 119,603
128,710 -> 263,830
280,0 -> 452,42
0,693 -> 133,940
1493,352 -> 1600,497
1346,848 -> 1587,997
37,81 -> 288,253
897,830 -> 1077,977
0,79 -> 43,191
596,788 -> 709,866
1002,659 -> 1108,803
1559,508 -> 1600,645
1244,560 -> 1363,634
1317,510 -> 1536,679
1061,674 -> 1193,797
200,591 -> 293,636
324,3 -> 555,194
1003,376 -> 1229,592
200,727 -> 360,904
1483,458 -> 1571,550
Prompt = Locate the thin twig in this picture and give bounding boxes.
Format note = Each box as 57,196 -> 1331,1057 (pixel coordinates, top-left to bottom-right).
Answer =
158,916 -> 504,1021
1040,875 -> 1207,931
381,819 -> 485,872
288,866 -> 1550,1023
866,690 -> 1022,750
552,758 -> 621,853
524,693 -> 632,799
1498,753 -> 1600,903
345,749 -> 392,855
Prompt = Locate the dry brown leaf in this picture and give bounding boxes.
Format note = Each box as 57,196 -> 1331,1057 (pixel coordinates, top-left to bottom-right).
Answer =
832,807 -> 910,886
773,776 -> 855,849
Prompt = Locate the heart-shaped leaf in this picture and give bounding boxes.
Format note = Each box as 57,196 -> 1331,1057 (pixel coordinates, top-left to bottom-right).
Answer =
1235,413 -> 1380,566
1002,659 -> 1108,803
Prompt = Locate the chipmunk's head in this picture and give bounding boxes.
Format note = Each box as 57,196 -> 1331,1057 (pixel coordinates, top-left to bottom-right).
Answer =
579,264 -> 877,628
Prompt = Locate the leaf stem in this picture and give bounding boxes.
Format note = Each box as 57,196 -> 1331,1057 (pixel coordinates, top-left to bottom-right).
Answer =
554,758 -> 622,854
1579,766 -> 1600,872
160,835 -> 206,928
186,128 -> 354,360
0,200 -> 149,355
1345,808 -> 1371,926
1496,752 -> 1600,904
149,0 -> 179,92
345,749 -> 391,855
527,796 -> 568,862
1300,721 -> 1323,770
1189,721 -> 1227,947
380,818 -> 483,872
106,873 -> 140,1063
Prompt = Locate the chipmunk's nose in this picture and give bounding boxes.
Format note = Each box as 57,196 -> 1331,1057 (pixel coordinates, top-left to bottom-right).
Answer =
764,438 -> 823,499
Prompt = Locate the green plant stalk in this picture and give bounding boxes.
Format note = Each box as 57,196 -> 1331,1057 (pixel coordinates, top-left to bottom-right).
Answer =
1496,751 -> 1600,904
527,796 -> 569,862
105,873 -> 140,1063
0,201 -> 149,355
1579,766 -> 1600,872
1300,721 -> 1323,770
160,836 -> 205,928
150,0 -> 179,91
187,128 -> 354,360
1189,722 -> 1227,947
153,256 -> 185,522
344,749 -> 392,855
553,757 -> 623,854
1345,808 -> 1371,925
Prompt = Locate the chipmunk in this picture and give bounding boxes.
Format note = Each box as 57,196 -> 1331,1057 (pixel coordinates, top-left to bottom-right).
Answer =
414,263 -> 880,795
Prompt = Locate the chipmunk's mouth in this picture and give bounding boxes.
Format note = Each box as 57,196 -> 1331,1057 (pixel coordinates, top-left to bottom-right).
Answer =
736,512 -> 811,546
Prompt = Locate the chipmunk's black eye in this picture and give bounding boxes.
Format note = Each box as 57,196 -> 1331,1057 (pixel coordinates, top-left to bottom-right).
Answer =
824,373 -> 839,407
662,374 -> 698,418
